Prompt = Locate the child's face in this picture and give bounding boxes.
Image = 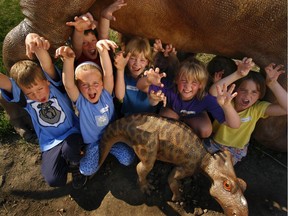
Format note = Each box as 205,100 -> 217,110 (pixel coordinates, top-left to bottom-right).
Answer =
21,79 -> 50,103
76,69 -> 103,103
176,76 -> 202,101
82,32 -> 98,60
234,79 -> 260,112
127,53 -> 149,78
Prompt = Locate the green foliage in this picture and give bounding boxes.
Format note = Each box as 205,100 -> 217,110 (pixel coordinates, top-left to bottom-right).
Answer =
0,108 -> 15,142
0,0 -> 23,73
0,0 -> 22,140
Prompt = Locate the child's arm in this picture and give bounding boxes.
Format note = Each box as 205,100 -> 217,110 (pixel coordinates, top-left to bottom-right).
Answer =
136,68 -> 166,93
97,0 -> 127,40
55,46 -> 80,102
264,63 -> 287,116
148,89 -> 167,107
25,33 -> 57,80
114,51 -> 130,101
66,13 -> 96,59
96,39 -> 118,94
216,83 -> 241,128
209,57 -> 255,96
0,73 -> 12,93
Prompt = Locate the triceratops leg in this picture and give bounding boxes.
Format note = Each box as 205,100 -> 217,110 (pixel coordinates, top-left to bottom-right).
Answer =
168,166 -> 194,201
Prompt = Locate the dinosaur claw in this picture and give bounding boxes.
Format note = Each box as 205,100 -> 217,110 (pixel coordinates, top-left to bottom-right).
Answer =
140,183 -> 155,195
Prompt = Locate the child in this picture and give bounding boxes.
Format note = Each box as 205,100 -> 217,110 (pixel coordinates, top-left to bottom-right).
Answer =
0,33 -> 86,189
114,36 -> 157,116
152,39 -> 179,84
137,57 -> 240,138
66,0 -> 127,66
207,57 -> 287,164
207,55 -> 237,88
55,39 -> 135,176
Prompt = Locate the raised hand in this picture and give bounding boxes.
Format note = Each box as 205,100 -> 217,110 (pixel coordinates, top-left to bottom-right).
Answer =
235,57 -> 255,77
153,39 -> 165,53
96,39 -> 118,53
149,90 -> 167,107
163,44 -> 177,57
216,83 -> 237,108
144,67 -> 166,87
101,0 -> 127,21
55,46 -> 75,60
25,33 -> 50,59
114,51 -> 131,71
265,63 -> 285,86
66,12 -> 96,31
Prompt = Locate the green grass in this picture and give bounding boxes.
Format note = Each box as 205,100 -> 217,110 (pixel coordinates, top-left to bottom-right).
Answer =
0,0 -> 23,140
0,0 -> 23,73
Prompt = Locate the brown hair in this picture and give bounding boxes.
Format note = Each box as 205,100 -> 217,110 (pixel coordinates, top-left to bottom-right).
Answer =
175,58 -> 208,100
234,71 -> 266,99
10,60 -> 46,88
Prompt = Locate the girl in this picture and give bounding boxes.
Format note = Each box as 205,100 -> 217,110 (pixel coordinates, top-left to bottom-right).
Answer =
137,57 -> 240,138
207,58 -> 287,164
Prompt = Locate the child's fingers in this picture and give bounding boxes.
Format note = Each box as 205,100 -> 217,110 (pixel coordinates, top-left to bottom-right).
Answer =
227,84 -> 236,94
231,92 -> 238,99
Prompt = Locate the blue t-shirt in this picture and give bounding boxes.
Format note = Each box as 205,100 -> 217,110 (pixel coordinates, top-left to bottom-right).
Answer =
76,89 -> 115,144
122,73 -> 157,116
149,83 -> 225,123
1,67 -> 80,152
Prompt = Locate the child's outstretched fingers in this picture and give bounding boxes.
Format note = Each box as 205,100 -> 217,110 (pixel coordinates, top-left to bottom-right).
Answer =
101,0 -> 127,21
265,63 -> 285,84
55,46 -> 75,60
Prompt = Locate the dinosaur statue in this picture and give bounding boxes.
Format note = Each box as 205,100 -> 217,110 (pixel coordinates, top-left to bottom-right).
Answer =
98,114 -> 248,216
1,0 -> 287,151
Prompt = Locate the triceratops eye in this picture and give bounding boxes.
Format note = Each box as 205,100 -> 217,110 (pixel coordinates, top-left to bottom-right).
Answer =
223,180 -> 232,191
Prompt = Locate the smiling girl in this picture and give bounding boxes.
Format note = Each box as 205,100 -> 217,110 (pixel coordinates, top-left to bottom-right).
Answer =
137,57 -> 240,138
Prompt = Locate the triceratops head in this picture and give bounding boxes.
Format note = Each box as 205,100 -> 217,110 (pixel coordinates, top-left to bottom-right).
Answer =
201,150 -> 248,216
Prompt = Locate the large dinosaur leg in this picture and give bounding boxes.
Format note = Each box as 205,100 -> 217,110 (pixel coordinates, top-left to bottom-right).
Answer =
135,139 -> 158,194
168,166 -> 194,201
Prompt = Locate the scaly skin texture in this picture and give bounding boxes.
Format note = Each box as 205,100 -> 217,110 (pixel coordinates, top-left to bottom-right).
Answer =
99,114 -> 248,216
1,0 -> 287,151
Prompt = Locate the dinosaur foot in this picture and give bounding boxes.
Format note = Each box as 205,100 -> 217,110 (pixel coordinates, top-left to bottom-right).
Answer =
171,193 -> 182,202
140,182 -> 155,195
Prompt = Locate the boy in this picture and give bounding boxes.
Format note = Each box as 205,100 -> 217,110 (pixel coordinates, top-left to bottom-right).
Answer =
56,39 -> 135,176
0,33 -> 86,189
66,0 -> 127,66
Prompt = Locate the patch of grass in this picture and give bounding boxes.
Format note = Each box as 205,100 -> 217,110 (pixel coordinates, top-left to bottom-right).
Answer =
0,108 -> 16,142
0,0 -> 23,73
0,0 -> 23,141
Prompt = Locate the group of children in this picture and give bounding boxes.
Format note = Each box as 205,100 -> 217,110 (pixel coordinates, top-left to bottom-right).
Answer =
0,0 -> 287,190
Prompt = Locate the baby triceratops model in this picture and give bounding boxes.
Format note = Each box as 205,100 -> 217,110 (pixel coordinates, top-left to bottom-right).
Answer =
98,114 -> 248,216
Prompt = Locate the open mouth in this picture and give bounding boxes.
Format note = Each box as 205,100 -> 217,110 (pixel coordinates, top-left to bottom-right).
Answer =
89,93 -> 96,100
242,99 -> 250,106
89,49 -> 96,55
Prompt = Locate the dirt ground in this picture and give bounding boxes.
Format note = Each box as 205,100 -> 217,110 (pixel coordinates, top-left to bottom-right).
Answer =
0,134 -> 287,216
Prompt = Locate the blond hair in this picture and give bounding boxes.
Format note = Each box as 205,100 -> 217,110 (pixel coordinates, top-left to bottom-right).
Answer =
75,61 -> 103,80
10,60 -> 46,88
175,58 -> 208,100
125,37 -> 152,65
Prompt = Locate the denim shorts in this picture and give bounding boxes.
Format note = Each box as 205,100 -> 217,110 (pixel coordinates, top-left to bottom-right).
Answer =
203,138 -> 249,165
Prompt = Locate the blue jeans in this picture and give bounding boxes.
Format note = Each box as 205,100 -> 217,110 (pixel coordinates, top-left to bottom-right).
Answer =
80,142 -> 135,176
